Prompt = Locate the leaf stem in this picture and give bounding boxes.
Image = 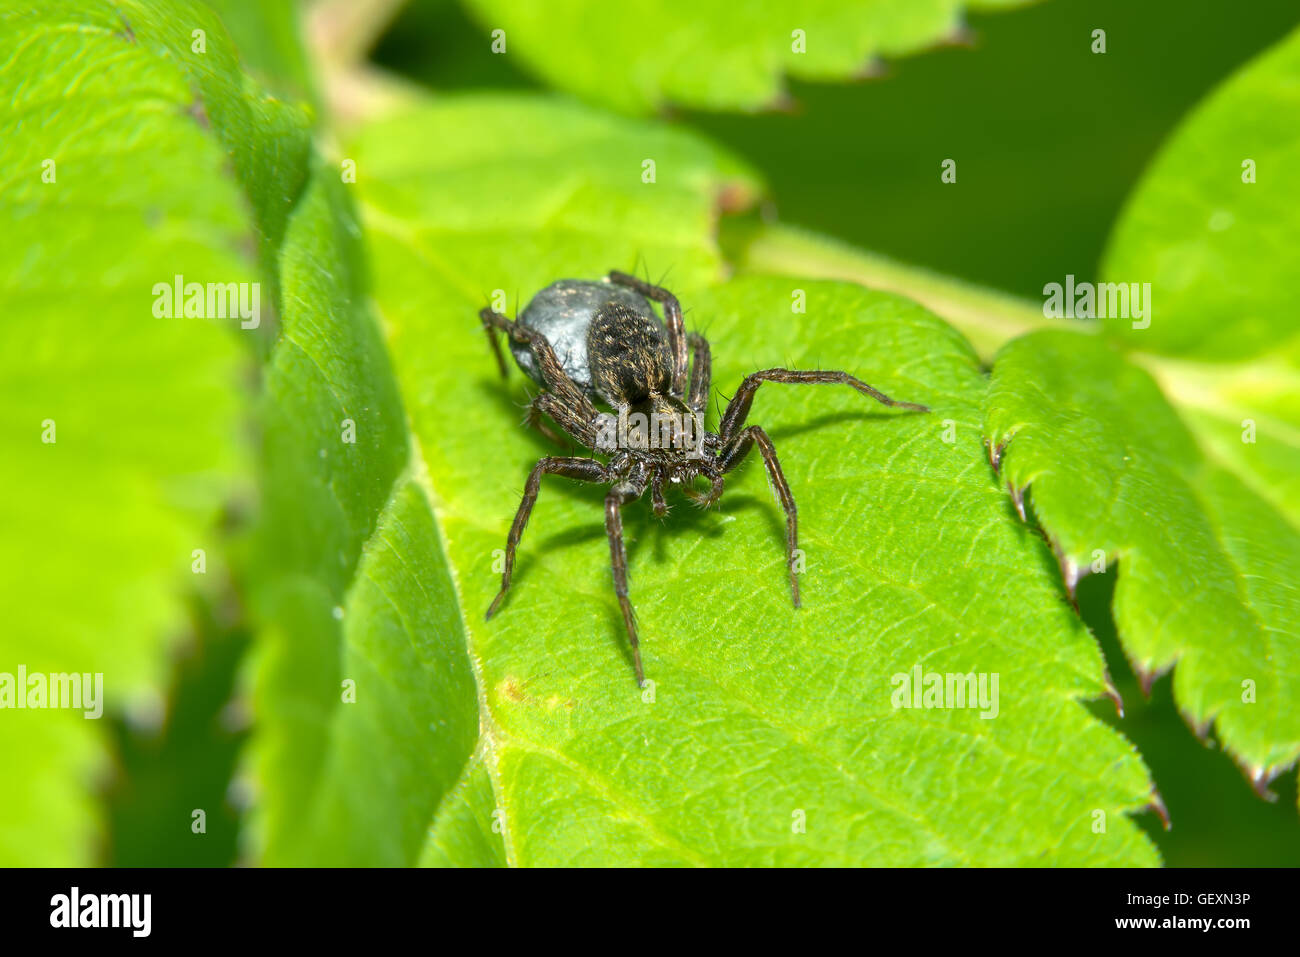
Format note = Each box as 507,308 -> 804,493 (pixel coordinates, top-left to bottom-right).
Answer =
719,217 -> 1082,360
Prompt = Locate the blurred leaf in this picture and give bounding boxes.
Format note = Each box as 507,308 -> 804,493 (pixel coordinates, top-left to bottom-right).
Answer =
0,0 -> 303,863
985,331 -> 1300,791
198,0 -> 315,99
1097,28 -> 1300,531
1101,26 -> 1300,363
241,168 -> 480,867
340,93 -> 1160,865
1138,354 -> 1300,531
420,760 -> 507,866
461,0 -> 1037,114
721,217 -> 1066,359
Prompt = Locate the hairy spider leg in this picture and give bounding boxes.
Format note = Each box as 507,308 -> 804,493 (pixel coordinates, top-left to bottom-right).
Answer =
719,425 -> 801,608
718,368 -> 929,444
685,331 -> 712,416
528,391 -> 602,449
523,395 -> 568,446
714,368 -> 930,607
487,457 -> 609,621
675,330 -> 718,509
650,471 -> 669,517
482,306 -> 604,448
604,463 -> 651,686
682,471 -> 724,509
478,307 -> 598,416
478,306 -> 511,378
607,271 -> 689,398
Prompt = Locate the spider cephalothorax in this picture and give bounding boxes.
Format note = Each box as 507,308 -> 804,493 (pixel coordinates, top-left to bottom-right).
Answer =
480,271 -> 928,687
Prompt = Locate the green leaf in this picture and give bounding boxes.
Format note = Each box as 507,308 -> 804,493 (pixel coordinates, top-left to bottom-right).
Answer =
242,169 -> 481,867
461,0 -> 1037,114
243,92 -> 761,864
1137,354 -> 1300,532
420,760 -> 507,866
0,1 -> 482,871
0,0 -> 301,863
339,92 -> 1160,865
1101,26 -> 1300,363
197,0 -> 315,100
1063,29 -> 1300,798
1099,27 -> 1300,531
723,23 -> 1300,807
985,330 -> 1300,791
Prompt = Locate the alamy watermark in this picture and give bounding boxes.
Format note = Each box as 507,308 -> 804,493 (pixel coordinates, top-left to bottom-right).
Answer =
1043,274 -> 1151,329
0,666 -> 103,718
594,407 -> 707,457
152,273 -> 260,329
891,664 -> 999,719
50,887 -> 150,937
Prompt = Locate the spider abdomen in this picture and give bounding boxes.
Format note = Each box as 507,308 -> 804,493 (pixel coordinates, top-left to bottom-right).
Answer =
587,302 -> 674,406
509,279 -> 657,399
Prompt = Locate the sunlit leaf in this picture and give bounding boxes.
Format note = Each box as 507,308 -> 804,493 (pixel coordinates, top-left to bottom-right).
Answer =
985,331 -> 1300,794
338,93 -> 1160,865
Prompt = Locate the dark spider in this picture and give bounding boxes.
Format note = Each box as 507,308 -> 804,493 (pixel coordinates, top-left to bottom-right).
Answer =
480,271 -> 929,687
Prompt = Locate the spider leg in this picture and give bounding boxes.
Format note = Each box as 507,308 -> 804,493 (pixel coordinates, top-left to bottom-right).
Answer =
604,468 -> 650,686
528,391 -> 604,449
718,368 -> 928,444
478,306 -> 511,378
650,471 -> 668,517
682,472 -> 723,508
685,331 -> 712,416
681,475 -> 723,510
608,270 -> 688,397
719,425 -> 801,608
524,396 -> 567,446
479,307 -> 599,416
487,456 -> 609,620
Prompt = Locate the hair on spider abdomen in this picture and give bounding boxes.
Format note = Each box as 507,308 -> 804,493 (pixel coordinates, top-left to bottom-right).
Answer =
587,301 -> 674,406
478,271 -> 930,688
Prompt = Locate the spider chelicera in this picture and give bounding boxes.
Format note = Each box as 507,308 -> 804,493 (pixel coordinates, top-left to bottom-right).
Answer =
480,271 -> 928,687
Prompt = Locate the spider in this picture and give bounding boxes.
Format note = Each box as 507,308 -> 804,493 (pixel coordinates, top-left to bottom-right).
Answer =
479,271 -> 928,687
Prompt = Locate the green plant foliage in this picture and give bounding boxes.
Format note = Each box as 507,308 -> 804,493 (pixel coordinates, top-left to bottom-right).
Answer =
243,167 -> 480,866
10,0 -> 1296,869
343,93 -> 1160,865
461,0 -> 1036,113
1158,362 -> 1300,531
1099,26 -> 1300,530
986,331 -> 1300,793
977,28 -> 1300,802
421,761 -> 507,866
198,0 -> 314,99
1101,28 -> 1300,363
721,24 -> 1300,802
0,0 -> 283,863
